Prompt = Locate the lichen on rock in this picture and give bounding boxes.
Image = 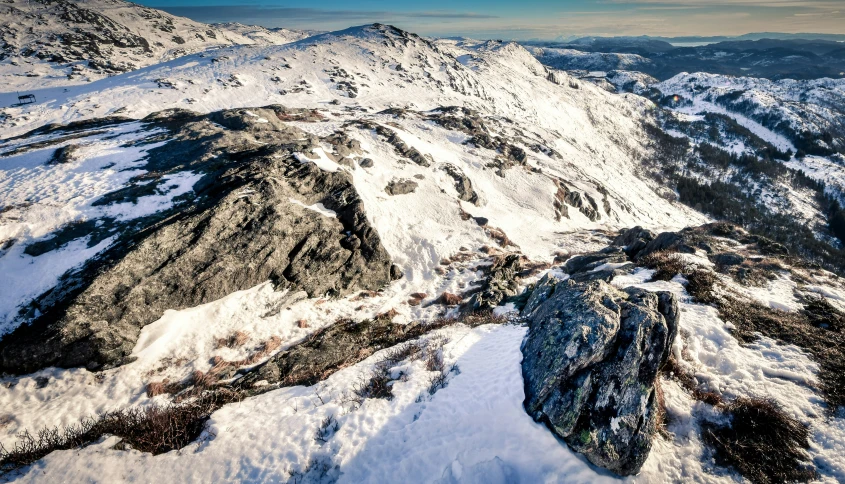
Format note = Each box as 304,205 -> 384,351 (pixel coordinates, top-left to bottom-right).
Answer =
521,278 -> 678,476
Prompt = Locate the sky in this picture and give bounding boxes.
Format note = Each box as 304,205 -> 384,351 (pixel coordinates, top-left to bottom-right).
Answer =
140,0 -> 845,40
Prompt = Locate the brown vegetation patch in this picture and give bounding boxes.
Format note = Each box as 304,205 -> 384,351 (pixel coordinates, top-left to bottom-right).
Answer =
640,250 -> 688,281
0,391 -> 241,474
718,295 -> 845,409
703,398 -> 816,484
435,292 -> 463,306
2,313 -> 504,475
214,330 -> 250,349
484,226 -> 519,248
684,269 -> 718,304
661,354 -> 724,407
353,342 -> 425,402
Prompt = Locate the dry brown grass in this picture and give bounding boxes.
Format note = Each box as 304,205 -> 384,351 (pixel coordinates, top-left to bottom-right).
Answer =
214,330 -> 250,349
147,335 -> 284,399
718,295 -> 845,410
640,250 -> 688,281
661,354 -> 724,406
703,398 -> 816,484
684,269 -> 718,304
0,391 -> 241,474
436,292 -> 463,306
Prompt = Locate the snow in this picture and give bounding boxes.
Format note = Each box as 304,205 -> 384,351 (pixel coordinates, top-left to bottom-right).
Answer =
288,198 -> 338,218
612,273 -> 845,483
5,324 -> 624,483
1,18 -> 844,484
0,123 -> 187,329
295,149 -> 342,173
0,0 -> 314,92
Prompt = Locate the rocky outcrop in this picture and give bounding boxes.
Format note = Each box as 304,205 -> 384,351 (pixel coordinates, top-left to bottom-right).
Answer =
521,278 -> 678,476
426,107 -> 528,175
461,254 -> 521,313
557,246 -> 634,283
612,223 -> 789,263
563,189 -> 601,222
440,163 -> 479,205
0,106 -> 397,374
385,179 -> 418,195
350,120 -> 431,166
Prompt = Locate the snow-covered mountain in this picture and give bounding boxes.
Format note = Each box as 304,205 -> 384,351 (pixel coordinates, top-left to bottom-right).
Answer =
528,46 -> 651,72
0,0 -> 312,91
213,22 -> 320,46
656,73 -> 845,157
2,16 -> 845,484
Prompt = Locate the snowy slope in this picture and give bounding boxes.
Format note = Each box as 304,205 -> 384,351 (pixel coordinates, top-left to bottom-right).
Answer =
0,24 -> 703,302
0,0 -> 310,91
213,23 -> 319,46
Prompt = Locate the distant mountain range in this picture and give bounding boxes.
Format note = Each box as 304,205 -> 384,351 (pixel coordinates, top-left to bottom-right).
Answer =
525,37 -> 845,80
548,32 -> 845,44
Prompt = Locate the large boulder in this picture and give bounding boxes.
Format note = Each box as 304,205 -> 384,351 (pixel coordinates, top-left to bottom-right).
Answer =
521,279 -> 678,476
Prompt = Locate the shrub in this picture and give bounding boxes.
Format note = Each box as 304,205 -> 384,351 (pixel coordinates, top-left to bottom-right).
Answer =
0,391 -> 240,473
703,398 -> 815,484
314,415 -> 338,444
685,269 -> 718,304
639,251 -> 687,281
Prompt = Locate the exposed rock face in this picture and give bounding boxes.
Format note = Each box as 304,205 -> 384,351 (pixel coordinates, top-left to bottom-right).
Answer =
521,278 -> 678,476
462,254 -> 521,313
237,318 -> 432,389
0,106 -> 397,374
425,106 -> 531,175
385,178 -> 418,195
351,120 -> 431,166
612,223 -> 789,262
441,163 -> 479,205
611,226 -> 655,258
563,189 -> 601,222
558,246 -> 633,283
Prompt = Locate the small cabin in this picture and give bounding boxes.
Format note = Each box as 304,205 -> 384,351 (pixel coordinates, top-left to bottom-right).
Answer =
17,94 -> 36,105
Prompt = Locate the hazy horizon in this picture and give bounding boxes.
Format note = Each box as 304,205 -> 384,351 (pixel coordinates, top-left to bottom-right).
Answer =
139,0 -> 845,40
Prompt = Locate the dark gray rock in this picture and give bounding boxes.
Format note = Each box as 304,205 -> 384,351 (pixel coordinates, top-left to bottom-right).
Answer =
0,106 -> 396,374
359,158 -> 374,168
441,163 -> 479,205
564,190 -> 601,222
714,252 -> 745,267
563,246 -> 628,275
385,179 -> 418,195
462,254 -> 521,313
521,279 -> 678,476
351,120 -> 430,166
635,231 -> 696,260
568,265 -> 634,283
237,317 -> 452,389
612,226 -> 656,258
47,144 -> 81,165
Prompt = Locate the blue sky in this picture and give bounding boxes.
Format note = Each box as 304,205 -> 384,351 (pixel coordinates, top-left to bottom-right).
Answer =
141,0 -> 845,39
